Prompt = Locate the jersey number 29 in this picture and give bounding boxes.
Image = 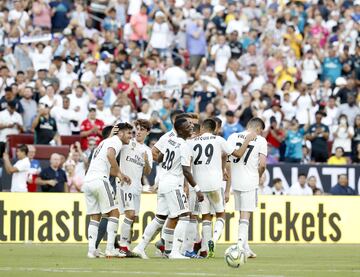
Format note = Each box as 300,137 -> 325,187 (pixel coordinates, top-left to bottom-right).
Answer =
193,144 -> 214,165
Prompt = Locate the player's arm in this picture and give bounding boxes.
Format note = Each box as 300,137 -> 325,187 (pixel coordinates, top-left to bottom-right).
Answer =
222,153 -> 228,181
225,162 -> 231,203
152,146 -> 161,162
2,153 -> 19,174
231,132 -> 257,158
182,165 -> 204,202
107,147 -> 131,184
258,153 -> 266,178
143,151 -> 152,176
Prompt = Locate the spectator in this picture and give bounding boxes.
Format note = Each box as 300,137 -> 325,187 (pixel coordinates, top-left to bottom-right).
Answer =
306,111 -> 329,163
271,178 -> 286,195
337,94 -> 360,126
301,49 -> 321,85
328,147 -> 348,165
49,0 -> 71,33
352,115 -> 360,155
2,144 -> 30,192
222,110 -> 244,140
36,153 -> 67,192
330,174 -> 356,195
210,34 -> 231,84
186,12 -> 206,69
193,80 -> 217,113
262,99 -> 282,129
258,174 -> 271,195
51,96 -> 80,136
0,100 -> 24,155
32,0 -> 52,30
64,159 -> 83,193
0,86 -> 24,114
284,118 -> 307,163
149,11 -> 171,57
129,4 -> 148,45
288,173 -> 313,196
20,87 -> 37,133
331,114 -> 354,156
321,46 -> 342,84
228,31 -> 243,59
117,68 -> 141,109
39,84 -> 62,108
162,58 -> 188,99
307,175 -> 321,194
265,116 -> 285,160
352,143 -> 360,164
26,145 -> 41,193
8,0 -> 30,35
80,107 -> 104,150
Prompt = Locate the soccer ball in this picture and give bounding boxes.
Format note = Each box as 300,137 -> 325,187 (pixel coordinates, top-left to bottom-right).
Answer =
224,245 -> 246,268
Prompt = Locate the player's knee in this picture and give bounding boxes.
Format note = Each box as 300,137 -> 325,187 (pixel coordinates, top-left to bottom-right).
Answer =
179,212 -> 190,218
216,212 -> 225,219
125,211 -> 136,221
202,213 -> 212,221
109,209 -> 120,218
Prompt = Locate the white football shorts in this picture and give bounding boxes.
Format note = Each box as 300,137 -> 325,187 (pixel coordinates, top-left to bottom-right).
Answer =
118,187 -> 141,216
188,189 -> 200,215
233,189 -> 258,212
156,188 -> 189,218
201,188 -> 225,215
83,177 -> 118,215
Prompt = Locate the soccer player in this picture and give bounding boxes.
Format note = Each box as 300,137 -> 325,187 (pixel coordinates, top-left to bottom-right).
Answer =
157,117 -> 204,259
188,118 -> 246,258
118,119 -> 153,254
227,117 -> 267,258
83,123 -> 132,258
133,111 -> 189,258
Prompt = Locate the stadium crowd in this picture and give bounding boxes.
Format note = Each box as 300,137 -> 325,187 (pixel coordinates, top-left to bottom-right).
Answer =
0,0 -> 359,195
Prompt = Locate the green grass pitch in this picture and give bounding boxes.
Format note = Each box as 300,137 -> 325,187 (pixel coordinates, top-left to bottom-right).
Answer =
0,244 -> 359,277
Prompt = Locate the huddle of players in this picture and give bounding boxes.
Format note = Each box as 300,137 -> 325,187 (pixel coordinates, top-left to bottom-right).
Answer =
83,110 -> 267,259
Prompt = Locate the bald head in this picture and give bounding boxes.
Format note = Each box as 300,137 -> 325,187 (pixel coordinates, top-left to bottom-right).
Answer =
50,153 -> 61,169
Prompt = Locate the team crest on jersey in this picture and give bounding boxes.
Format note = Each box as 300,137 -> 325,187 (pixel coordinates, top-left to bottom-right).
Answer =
130,140 -> 137,150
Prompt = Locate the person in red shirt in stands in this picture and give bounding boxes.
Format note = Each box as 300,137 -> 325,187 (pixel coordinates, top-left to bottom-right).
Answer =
265,116 -> 285,160
80,107 -> 104,150
117,67 -> 141,110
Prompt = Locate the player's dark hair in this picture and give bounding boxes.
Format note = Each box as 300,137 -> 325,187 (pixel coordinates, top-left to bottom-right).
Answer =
18,144 -> 29,155
212,117 -> 222,127
193,123 -> 200,135
116,122 -> 133,131
272,178 -> 282,185
175,113 -> 192,121
247,117 -> 265,130
174,118 -> 188,134
170,109 -> 184,123
102,125 -> 114,139
134,119 -> 152,131
202,118 -> 216,132
298,172 -> 307,178
187,113 -> 199,120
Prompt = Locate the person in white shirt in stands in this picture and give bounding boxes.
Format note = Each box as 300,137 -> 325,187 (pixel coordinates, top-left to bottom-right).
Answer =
0,101 -> 24,154
8,0 -> 30,35
227,117 -> 267,258
2,144 -> 31,192
27,42 -> 53,72
95,98 -> 111,124
68,85 -> 91,121
57,61 -> 77,91
211,34 -> 231,83
149,11 -> 172,57
258,174 -> 272,195
39,84 -> 63,108
271,178 -> 287,195
163,58 -> 187,99
288,173 -> 313,196
51,96 -> 81,136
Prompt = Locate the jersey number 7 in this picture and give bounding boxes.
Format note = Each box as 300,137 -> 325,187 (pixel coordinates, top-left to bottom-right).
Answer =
233,142 -> 254,165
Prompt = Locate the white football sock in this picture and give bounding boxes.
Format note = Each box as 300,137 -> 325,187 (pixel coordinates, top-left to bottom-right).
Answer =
238,219 -> 249,248
200,220 -> 212,252
88,220 -> 99,252
213,218 -> 225,242
137,216 -> 165,251
120,217 -> 133,248
162,227 -> 174,253
182,218 -> 197,253
171,216 -> 189,255
106,217 -> 119,251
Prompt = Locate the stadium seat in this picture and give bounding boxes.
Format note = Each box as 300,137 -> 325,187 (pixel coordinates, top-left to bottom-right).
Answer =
33,145 -> 70,160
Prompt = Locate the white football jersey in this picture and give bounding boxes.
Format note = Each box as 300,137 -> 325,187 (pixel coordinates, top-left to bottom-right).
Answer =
158,136 -> 192,194
153,129 -> 176,184
120,139 -> 153,195
227,130 -> 267,191
187,133 -> 233,192
85,135 -> 123,182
